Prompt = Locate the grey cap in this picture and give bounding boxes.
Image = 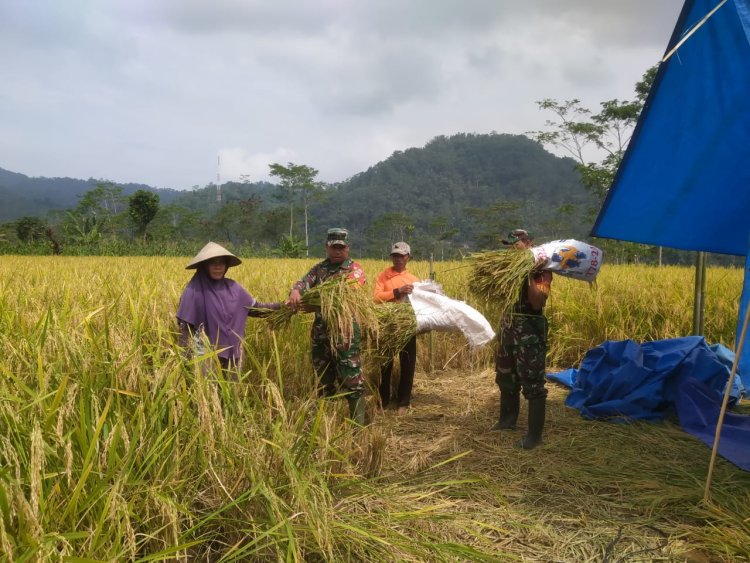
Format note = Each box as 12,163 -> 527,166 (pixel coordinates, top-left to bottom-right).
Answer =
390,241 -> 411,255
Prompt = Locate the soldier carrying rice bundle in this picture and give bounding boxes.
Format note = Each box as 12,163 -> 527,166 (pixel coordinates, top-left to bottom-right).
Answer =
286,228 -> 371,426
470,229 -> 603,450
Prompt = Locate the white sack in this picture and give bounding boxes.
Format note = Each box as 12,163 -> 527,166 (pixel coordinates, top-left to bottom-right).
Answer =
531,239 -> 603,282
408,281 -> 495,347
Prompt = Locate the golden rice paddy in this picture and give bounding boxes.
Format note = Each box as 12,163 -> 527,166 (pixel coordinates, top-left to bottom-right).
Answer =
0,256 -> 748,561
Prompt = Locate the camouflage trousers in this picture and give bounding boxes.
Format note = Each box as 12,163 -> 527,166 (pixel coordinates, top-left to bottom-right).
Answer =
311,317 -> 365,400
495,313 -> 548,400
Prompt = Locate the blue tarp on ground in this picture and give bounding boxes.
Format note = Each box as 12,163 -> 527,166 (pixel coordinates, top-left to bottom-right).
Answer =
676,377 -> 750,470
547,337 -> 749,470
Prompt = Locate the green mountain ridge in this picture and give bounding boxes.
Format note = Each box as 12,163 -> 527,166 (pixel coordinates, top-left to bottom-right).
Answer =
0,169 -> 183,222
1,133 -> 595,255
309,133 -> 594,255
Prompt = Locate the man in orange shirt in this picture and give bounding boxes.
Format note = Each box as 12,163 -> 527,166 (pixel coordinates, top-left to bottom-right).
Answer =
374,242 -> 420,414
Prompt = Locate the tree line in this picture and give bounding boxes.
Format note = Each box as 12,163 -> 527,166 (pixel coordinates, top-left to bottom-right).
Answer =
1,65 -> 737,265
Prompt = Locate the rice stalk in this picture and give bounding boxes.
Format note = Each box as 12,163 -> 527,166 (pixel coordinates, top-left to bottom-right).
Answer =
467,248 -> 535,321
267,276 -> 380,351
1,256 -> 747,561
29,422 -> 44,519
63,437 -> 73,487
0,514 -> 14,562
371,302 -> 418,359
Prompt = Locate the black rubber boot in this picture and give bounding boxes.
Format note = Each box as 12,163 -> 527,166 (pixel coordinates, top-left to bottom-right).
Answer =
490,389 -> 520,431
379,361 -> 393,408
516,397 -> 545,449
348,396 -> 366,426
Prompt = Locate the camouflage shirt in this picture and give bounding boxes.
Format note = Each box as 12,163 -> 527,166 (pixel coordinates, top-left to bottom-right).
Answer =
292,258 -> 366,294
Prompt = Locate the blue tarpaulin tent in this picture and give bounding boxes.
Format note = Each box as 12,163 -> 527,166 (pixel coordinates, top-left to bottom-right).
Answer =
591,0 -> 750,384
590,0 -> 750,484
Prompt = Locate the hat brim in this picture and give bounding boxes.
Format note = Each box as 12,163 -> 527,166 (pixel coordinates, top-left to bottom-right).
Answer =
187,255 -> 242,269
186,242 -> 242,269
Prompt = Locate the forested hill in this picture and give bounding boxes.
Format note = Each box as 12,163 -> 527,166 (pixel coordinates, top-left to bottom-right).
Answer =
1,133 -> 595,257
0,168 -> 181,222
307,133 -> 594,256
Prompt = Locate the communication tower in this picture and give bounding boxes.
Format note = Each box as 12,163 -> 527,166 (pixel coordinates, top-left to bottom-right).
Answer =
216,154 -> 222,203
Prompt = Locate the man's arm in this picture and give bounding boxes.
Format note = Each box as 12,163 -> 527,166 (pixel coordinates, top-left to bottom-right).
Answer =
527,271 -> 552,312
374,271 -> 394,303
287,264 -> 319,307
348,261 -> 366,286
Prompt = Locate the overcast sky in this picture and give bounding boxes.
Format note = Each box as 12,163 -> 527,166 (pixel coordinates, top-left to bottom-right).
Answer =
0,0 -> 684,190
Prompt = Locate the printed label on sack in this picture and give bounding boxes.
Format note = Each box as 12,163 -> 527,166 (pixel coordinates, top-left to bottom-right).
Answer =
531,239 -> 603,282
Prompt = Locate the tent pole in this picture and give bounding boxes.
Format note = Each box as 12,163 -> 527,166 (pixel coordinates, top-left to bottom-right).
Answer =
703,301 -> 750,501
699,253 -> 707,334
662,0 -> 728,62
692,252 -> 706,335
429,253 -> 435,373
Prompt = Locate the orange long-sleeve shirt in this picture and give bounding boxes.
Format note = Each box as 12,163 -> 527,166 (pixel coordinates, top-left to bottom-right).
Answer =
374,267 -> 420,303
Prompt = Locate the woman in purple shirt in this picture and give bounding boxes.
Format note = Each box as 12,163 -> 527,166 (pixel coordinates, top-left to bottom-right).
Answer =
176,242 -> 279,370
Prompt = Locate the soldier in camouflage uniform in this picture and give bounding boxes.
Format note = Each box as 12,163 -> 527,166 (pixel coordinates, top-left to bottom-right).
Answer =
287,228 -> 367,425
492,229 -> 552,449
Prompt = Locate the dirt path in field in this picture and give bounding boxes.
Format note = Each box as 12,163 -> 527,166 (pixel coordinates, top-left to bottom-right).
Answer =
374,366 -> 572,476
370,368 -> 683,561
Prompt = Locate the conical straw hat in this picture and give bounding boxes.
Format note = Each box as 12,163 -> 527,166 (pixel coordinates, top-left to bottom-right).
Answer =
186,242 -> 242,269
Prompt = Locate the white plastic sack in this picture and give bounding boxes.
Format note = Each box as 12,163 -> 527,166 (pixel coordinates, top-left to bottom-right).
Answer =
408,281 -> 495,347
531,239 -> 603,282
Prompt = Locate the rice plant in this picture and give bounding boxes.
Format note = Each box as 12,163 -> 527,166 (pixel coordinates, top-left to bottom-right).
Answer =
467,248 -> 536,322
266,275 -> 379,349
372,302 -> 418,359
0,256 -> 747,561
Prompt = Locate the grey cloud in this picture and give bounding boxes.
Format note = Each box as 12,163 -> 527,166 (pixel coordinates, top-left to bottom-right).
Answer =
311,43 -> 443,116
112,1 -> 680,47
516,1 -> 682,48
121,0 -> 335,35
0,0 -> 685,189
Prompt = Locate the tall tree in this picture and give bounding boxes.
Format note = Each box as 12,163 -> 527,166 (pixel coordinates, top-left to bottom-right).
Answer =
429,216 -> 460,261
528,65 -> 658,210
529,66 -> 659,261
210,196 -> 261,244
77,182 -> 125,217
57,182 -> 127,244
269,162 -> 323,256
128,190 -> 160,241
465,200 -> 523,249
368,211 -> 415,255
15,216 -> 47,243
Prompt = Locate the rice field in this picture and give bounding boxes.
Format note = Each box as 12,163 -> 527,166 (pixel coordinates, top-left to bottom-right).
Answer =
1,256 -> 748,561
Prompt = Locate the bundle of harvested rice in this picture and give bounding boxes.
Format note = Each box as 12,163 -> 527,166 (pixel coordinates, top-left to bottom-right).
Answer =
372,302 -> 418,358
468,248 -> 536,320
267,276 -> 380,348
